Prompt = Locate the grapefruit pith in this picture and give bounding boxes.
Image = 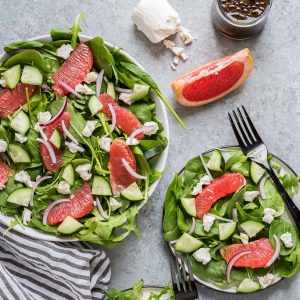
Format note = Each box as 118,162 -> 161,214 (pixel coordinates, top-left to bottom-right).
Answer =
195,173 -> 246,218
171,48 -> 254,107
220,238 -> 275,268
109,139 -> 137,195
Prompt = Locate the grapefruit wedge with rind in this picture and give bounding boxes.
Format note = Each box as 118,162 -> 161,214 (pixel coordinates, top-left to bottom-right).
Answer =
171,48 -> 254,107
220,238 -> 275,268
109,139 -> 137,196
195,173 -> 246,218
47,182 -> 94,225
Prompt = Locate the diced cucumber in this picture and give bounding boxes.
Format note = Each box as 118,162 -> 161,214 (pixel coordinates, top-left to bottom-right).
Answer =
175,233 -> 203,253
21,66 -> 43,85
88,95 -> 103,116
240,220 -> 264,238
225,150 -> 245,170
92,176 -> 112,196
107,82 -> 116,100
8,143 -> 31,163
4,64 -> 21,89
181,198 -> 196,217
7,187 -> 32,207
57,216 -> 84,234
250,161 -> 265,184
62,164 -> 75,185
10,110 -> 30,135
50,129 -> 62,148
121,182 -> 143,201
219,222 -> 237,240
237,278 -> 260,293
231,161 -> 250,177
131,83 -> 150,101
207,150 -> 224,172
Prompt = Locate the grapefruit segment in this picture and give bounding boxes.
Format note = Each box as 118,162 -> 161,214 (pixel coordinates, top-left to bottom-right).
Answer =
109,139 -> 137,195
220,238 -> 275,268
0,83 -> 36,118
171,48 -> 254,107
47,182 -> 94,225
195,173 -> 246,218
52,44 -> 93,98
99,94 -> 144,139
0,160 -> 10,186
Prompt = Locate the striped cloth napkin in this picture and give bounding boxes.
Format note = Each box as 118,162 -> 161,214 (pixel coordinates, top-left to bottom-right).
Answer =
0,224 -> 111,300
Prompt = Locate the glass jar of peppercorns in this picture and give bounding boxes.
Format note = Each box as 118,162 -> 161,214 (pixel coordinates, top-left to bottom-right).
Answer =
211,0 -> 273,39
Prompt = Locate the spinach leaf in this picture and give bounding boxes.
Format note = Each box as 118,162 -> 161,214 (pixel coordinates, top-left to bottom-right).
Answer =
226,186 -> 246,217
4,40 -> 44,53
26,129 -> 41,163
225,150 -> 247,170
280,173 -> 299,198
127,101 -> 152,123
107,279 -> 143,300
177,208 -> 191,232
70,13 -> 86,49
50,28 -> 73,41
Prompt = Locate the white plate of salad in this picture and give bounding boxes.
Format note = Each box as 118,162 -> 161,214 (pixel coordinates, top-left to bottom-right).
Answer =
163,146 -> 300,293
0,14 -> 179,245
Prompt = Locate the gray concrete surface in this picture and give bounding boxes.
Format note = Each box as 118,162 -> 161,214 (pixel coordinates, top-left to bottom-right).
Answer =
1,0 -> 300,298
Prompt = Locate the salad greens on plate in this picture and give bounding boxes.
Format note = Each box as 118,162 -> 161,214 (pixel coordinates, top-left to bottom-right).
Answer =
163,147 -> 300,293
0,14 -> 173,247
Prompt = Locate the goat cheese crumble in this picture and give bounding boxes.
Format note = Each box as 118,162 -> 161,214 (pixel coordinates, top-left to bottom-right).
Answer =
57,181 -> 71,195
191,175 -> 212,196
85,72 -> 98,83
14,133 -> 27,143
15,171 -> 33,188
244,191 -> 260,202
0,139 -> 8,152
193,248 -> 211,265
99,136 -> 112,152
262,208 -> 276,224
109,197 -> 122,211
280,232 -> 293,248
37,111 -> 52,124
258,273 -> 279,289
75,164 -> 92,181
203,214 -> 215,232
75,84 -> 95,95
82,120 -> 98,137
56,44 -> 73,59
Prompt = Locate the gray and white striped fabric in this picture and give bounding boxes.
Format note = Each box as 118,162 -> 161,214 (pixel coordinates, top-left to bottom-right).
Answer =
0,224 -> 111,300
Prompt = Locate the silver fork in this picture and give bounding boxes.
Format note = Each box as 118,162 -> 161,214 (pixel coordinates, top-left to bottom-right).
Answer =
170,252 -> 199,300
228,106 -> 300,231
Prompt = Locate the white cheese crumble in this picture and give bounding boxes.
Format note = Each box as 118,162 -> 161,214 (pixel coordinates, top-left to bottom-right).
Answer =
75,164 -> 92,181
163,39 -> 176,49
203,214 -> 215,232
240,232 -> 249,244
14,133 -> 27,143
15,171 -> 33,188
75,84 -> 95,95
131,0 -> 182,43
22,208 -> 32,225
99,136 -> 112,152
56,44 -> 73,59
173,56 -> 179,65
85,72 -> 98,83
0,183 -> 5,191
258,273 -> 278,289
57,181 -> 71,195
171,46 -> 184,56
262,208 -> 276,224
143,121 -> 159,135
191,175 -> 212,196
280,232 -> 293,248
109,197 -> 122,211
119,93 -> 134,105
179,26 -> 195,45
126,137 -> 139,146
193,248 -> 211,265
0,77 -> 6,88
82,120 -> 98,138
170,62 -> 177,70
180,52 -> 188,61
65,141 -> 84,154
37,111 -> 52,124
0,139 -> 8,152
244,191 -> 260,202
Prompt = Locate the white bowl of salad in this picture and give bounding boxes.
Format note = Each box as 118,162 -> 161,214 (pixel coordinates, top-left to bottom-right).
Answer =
0,14 -> 175,245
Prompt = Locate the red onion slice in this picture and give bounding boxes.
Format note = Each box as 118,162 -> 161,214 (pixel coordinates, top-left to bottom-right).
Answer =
42,199 -> 70,225
41,99 -> 67,126
30,176 -> 52,206
128,125 -> 156,143
122,158 -> 147,180
1,153 -> 10,166
259,175 -> 269,200
199,153 -> 213,180
62,120 -> 79,145
265,235 -> 281,267
103,76 -> 109,84
58,81 -> 83,100
226,251 -> 251,282
115,87 -> 133,94
207,213 -> 234,223
36,138 -> 57,164
41,84 -> 50,90
188,217 -> 196,235
95,197 -> 109,220
108,103 -> 116,132
232,208 -> 238,222
96,70 -> 104,97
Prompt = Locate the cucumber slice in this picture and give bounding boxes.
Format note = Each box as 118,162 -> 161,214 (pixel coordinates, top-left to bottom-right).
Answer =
131,84 -> 150,101
175,233 -> 203,253
107,82 -> 116,100
21,65 -> 43,85
207,150 -> 224,171
250,161 -> 265,184
50,129 -> 62,148
240,221 -> 264,238
3,65 -> 21,89
120,182 -> 143,201
144,145 -> 165,160
62,164 -> 75,185
88,95 -> 103,116
8,143 -> 31,163
57,216 -> 84,234
231,161 -> 250,177
10,110 -> 30,135
92,176 -> 112,196
225,150 -> 245,170
219,222 -> 237,240
237,278 -> 260,293
181,198 -> 196,217
7,187 -> 32,207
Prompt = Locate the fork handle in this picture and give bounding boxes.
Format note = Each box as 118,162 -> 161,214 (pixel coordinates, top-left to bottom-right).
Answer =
265,164 -> 300,231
